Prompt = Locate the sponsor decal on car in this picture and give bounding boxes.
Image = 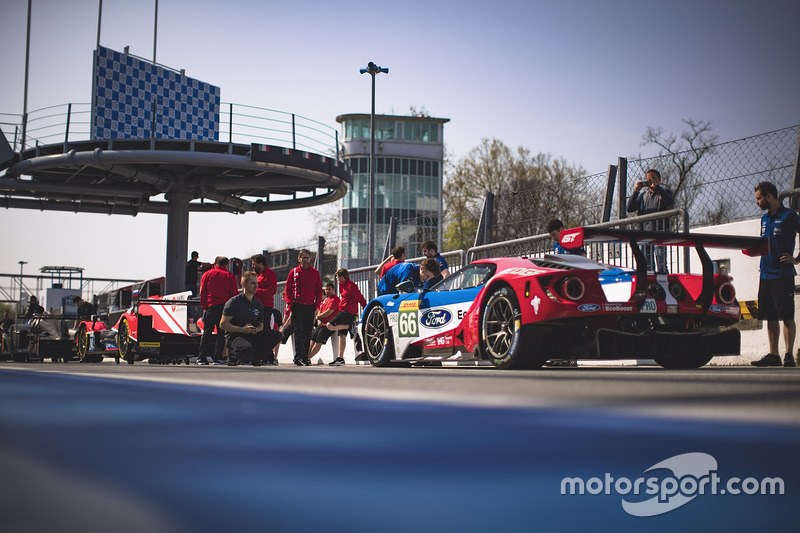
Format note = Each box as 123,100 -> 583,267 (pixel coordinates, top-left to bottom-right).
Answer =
724,305 -> 740,317
399,301 -> 420,311
423,334 -> 454,348
667,305 -> 680,314
641,298 -> 657,313
420,308 -> 453,328
709,304 -> 723,313
578,303 -> 601,312
531,295 -> 541,315
499,267 -> 549,277
604,303 -> 636,313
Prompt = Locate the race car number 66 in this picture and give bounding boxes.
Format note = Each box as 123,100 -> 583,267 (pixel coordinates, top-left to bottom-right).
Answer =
399,310 -> 418,337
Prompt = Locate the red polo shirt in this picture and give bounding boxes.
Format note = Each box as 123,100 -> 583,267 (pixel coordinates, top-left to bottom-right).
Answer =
255,266 -> 277,309
338,279 -> 366,315
199,266 -> 239,309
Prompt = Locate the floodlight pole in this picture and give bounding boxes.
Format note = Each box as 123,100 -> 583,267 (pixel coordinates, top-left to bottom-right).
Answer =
153,0 -> 158,63
18,261 -> 27,313
359,61 -> 388,267
21,0 -> 32,151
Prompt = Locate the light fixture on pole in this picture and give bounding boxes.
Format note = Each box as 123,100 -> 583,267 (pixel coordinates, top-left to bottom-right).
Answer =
359,61 -> 388,267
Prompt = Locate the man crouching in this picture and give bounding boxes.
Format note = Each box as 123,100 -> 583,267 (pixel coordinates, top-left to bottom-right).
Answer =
220,271 -> 281,366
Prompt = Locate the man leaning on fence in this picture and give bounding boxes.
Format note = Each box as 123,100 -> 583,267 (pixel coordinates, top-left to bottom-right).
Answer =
626,168 -> 675,273
751,181 -> 798,367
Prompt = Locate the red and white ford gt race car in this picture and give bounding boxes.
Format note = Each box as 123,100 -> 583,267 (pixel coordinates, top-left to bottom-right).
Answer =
361,228 -> 767,369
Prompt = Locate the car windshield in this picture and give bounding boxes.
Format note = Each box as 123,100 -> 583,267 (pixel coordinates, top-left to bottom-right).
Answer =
427,263 -> 496,292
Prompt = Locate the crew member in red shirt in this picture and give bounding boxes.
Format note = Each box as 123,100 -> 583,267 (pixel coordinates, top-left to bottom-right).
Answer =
284,249 -> 323,366
323,268 -> 367,366
250,253 -> 280,365
374,246 -> 406,279
307,283 -> 341,361
198,256 -> 239,365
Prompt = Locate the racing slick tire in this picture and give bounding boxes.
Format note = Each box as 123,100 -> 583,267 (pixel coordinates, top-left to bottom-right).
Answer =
117,318 -> 136,365
363,305 -> 394,367
481,285 -> 542,369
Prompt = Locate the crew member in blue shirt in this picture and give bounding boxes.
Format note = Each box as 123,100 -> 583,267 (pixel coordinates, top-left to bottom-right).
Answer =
378,258 -> 441,295
751,181 -> 799,367
422,240 -> 450,278
546,219 -> 586,256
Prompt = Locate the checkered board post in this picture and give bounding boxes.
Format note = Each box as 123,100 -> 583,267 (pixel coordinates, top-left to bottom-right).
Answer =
92,46 -> 220,141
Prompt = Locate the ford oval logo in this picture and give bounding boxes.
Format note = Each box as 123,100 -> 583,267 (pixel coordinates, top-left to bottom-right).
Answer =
578,303 -> 601,312
709,304 -> 723,313
420,308 -> 453,328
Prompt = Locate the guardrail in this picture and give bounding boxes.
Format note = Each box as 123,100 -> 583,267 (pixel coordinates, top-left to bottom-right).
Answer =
468,209 -> 691,273
1,102 -> 341,159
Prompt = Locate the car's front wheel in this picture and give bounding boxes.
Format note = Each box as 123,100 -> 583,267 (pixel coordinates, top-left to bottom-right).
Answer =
363,305 -> 394,366
77,324 -> 103,363
117,319 -> 136,364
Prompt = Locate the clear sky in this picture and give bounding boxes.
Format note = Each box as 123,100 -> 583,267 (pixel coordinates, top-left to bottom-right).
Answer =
1,0 -> 798,282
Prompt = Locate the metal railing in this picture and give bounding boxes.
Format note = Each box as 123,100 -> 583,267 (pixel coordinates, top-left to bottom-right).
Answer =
469,209 -> 690,273
1,102 -> 341,159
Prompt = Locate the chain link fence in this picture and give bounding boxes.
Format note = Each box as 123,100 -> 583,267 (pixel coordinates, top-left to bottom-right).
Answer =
491,169 -> 608,240
625,126 -> 798,227
489,125 -> 799,236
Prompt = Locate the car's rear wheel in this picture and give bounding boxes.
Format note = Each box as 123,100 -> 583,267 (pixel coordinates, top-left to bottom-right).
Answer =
363,305 -> 394,366
117,319 -> 135,364
481,286 -> 533,369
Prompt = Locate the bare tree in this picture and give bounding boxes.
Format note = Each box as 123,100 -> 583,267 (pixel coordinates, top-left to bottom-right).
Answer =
443,138 -> 589,249
408,105 -> 430,117
641,119 -> 718,211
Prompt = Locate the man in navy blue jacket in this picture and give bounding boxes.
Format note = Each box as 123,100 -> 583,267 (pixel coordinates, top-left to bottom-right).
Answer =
752,181 -> 799,367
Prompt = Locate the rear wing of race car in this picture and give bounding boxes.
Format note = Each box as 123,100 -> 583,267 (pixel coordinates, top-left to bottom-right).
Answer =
559,227 -> 768,310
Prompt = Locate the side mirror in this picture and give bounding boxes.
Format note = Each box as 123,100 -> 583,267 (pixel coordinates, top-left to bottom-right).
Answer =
396,280 -> 415,293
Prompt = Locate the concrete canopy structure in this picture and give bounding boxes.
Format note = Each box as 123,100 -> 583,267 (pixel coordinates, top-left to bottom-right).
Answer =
0,137 -> 352,293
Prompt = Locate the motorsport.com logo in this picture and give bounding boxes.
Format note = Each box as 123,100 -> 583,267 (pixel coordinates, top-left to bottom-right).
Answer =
560,452 -> 784,517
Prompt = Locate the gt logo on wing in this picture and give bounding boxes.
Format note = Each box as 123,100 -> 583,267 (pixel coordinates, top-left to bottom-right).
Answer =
420,308 -> 453,328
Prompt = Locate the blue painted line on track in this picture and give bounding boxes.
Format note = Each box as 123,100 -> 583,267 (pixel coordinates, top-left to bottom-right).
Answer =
0,369 -> 797,532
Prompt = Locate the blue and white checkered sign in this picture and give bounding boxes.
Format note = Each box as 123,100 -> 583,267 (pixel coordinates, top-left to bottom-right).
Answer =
92,46 -> 220,141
